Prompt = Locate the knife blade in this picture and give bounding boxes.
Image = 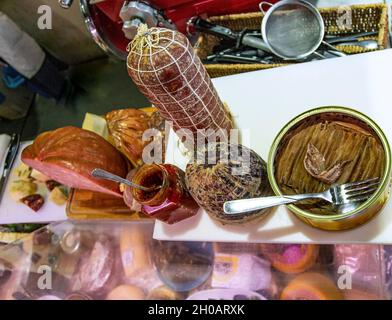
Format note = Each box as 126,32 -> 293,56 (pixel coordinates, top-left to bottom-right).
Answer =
0,133 -> 21,204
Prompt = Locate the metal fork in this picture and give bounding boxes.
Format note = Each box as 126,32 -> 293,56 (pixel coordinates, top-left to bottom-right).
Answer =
223,178 -> 380,215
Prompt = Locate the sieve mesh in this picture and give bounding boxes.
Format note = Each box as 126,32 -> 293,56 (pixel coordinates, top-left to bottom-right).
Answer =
264,3 -> 323,59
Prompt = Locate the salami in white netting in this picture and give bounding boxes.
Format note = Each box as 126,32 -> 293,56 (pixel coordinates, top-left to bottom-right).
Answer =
127,25 -> 233,144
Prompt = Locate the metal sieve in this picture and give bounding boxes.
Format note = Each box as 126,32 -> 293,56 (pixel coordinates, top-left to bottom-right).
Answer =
259,0 -> 325,60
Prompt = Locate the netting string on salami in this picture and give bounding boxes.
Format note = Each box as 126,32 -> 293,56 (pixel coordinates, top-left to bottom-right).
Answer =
127,24 -> 234,152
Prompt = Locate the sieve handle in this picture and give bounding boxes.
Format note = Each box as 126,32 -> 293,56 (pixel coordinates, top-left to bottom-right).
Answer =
242,35 -> 271,53
192,17 -> 237,40
259,1 -> 273,14
322,41 -> 347,56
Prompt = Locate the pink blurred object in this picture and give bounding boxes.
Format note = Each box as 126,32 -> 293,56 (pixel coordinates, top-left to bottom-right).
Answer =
70,235 -> 118,296
281,245 -> 302,264
334,245 -> 387,299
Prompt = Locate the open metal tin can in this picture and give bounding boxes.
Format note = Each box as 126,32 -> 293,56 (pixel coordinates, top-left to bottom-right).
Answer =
267,106 -> 392,231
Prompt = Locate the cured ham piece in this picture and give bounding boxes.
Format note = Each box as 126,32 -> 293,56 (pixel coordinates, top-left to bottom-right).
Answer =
21,126 -> 128,197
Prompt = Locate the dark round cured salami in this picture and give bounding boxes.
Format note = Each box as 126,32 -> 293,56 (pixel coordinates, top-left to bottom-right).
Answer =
185,143 -> 273,225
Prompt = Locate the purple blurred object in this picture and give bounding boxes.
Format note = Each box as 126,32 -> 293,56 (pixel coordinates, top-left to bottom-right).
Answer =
37,295 -> 62,300
384,246 -> 392,297
334,245 -> 387,299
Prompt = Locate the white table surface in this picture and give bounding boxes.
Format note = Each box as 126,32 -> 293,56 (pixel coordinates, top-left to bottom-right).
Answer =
154,49 -> 392,244
0,142 -> 67,224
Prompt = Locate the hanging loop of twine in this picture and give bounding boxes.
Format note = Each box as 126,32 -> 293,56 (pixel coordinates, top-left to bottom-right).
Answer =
127,24 -> 161,53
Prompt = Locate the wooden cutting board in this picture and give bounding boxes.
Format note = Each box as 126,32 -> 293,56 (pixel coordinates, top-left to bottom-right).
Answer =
66,188 -> 150,221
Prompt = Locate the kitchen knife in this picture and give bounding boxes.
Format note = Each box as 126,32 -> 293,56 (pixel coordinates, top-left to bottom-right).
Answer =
0,133 -> 20,204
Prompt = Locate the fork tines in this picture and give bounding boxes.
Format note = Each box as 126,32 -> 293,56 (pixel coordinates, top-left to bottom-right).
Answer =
342,177 -> 380,203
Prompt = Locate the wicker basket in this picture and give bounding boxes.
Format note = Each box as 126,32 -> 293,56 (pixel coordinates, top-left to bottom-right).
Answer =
195,3 -> 389,78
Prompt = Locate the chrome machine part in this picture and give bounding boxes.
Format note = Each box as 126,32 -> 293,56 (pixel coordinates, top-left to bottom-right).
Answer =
120,1 -> 176,40
79,0 -> 128,60
59,0 -> 74,9
61,1 -> 176,60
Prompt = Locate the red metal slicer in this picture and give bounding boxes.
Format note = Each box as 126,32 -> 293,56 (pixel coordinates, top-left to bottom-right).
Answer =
59,0 -> 278,59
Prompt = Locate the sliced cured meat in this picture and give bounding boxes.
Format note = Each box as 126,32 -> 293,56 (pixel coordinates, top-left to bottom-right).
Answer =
21,126 -> 128,197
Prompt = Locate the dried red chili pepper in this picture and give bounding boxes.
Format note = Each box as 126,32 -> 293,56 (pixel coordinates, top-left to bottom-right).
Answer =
20,194 -> 45,212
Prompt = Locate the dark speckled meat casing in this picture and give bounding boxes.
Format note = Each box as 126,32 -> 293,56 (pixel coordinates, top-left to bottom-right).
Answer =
185,143 -> 272,225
